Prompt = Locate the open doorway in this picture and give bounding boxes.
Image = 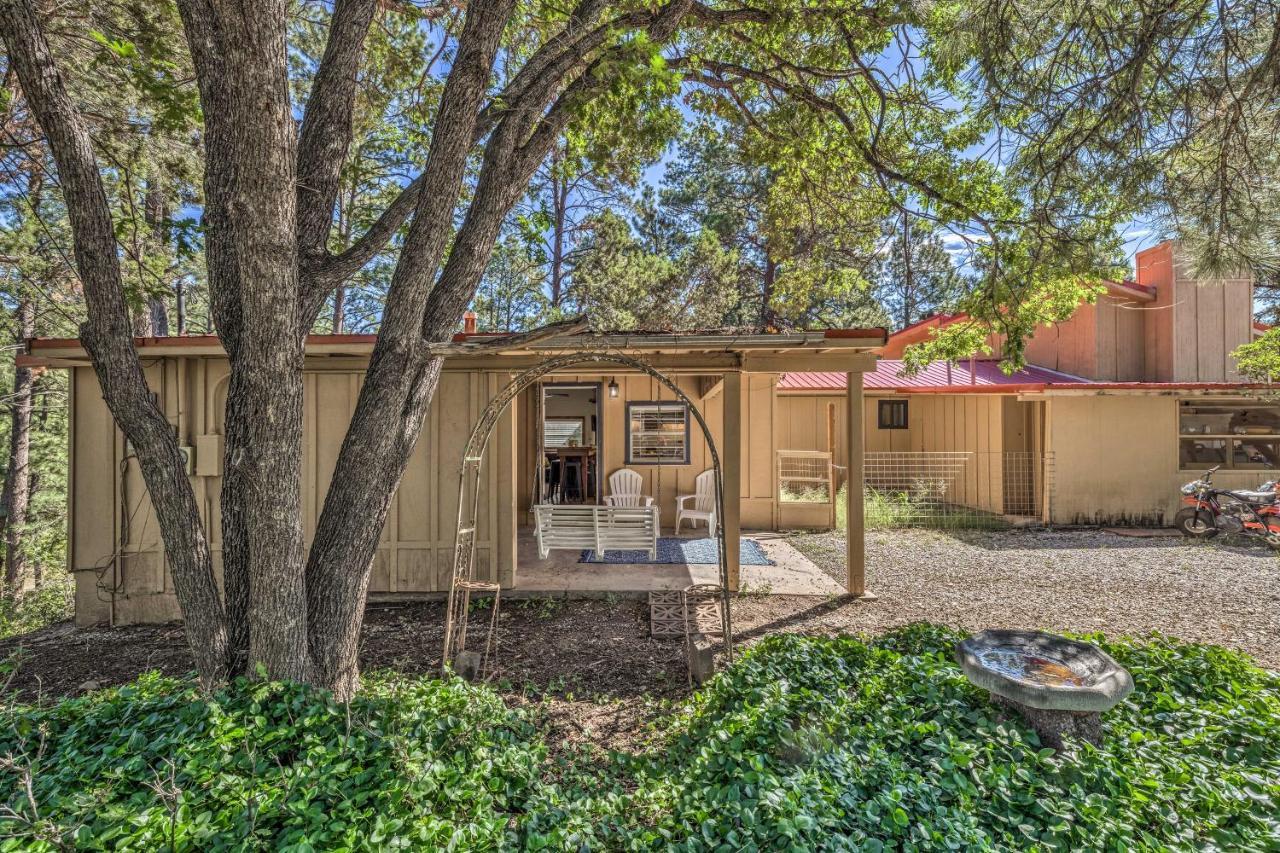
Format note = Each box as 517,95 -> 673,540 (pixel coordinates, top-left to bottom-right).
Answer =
541,383 -> 602,504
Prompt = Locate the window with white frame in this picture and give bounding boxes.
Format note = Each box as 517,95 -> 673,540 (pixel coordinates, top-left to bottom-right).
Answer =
626,402 -> 690,464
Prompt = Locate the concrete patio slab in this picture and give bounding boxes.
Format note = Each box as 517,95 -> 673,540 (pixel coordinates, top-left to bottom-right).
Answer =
511,531 -> 841,598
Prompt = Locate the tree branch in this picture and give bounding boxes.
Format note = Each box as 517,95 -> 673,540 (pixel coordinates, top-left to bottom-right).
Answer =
313,160 -> 425,288
0,0 -> 228,683
296,0 -> 380,264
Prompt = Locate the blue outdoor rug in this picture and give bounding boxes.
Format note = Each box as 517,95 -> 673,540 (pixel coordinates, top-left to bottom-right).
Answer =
579,536 -> 774,565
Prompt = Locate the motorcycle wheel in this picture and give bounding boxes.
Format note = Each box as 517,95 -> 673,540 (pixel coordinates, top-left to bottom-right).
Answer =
1173,507 -> 1219,539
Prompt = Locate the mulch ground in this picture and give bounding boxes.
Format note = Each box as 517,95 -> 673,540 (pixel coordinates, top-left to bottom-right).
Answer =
3,529 -> 1276,749
0,596 -> 849,749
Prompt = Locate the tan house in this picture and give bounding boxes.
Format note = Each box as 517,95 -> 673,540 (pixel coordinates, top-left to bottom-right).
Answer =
778,241 -> 1274,526
26,328 -> 884,626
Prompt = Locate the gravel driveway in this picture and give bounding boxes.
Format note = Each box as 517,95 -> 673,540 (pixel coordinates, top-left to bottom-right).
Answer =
790,528 -> 1280,669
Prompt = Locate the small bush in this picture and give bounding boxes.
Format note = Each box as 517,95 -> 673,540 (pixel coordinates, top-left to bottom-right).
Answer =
0,579 -> 73,641
0,673 -> 544,850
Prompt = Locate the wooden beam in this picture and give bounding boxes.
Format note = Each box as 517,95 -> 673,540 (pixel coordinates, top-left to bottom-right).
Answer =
430,352 -> 880,374
722,371 -> 742,592
699,374 -> 724,400
26,346 -> 881,375
845,371 -> 868,597
826,401 -> 836,454
742,353 -> 879,374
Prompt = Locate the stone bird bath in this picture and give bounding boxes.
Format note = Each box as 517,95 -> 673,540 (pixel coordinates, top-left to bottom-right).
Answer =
956,630 -> 1134,749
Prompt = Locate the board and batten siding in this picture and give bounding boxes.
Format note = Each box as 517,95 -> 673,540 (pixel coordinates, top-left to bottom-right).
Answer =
1137,242 -> 1253,383
516,372 -> 779,530
777,392 -> 1012,514
69,359 -> 516,626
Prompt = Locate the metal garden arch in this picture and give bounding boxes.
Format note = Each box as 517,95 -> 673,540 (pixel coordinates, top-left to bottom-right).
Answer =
441,350 -> 734,673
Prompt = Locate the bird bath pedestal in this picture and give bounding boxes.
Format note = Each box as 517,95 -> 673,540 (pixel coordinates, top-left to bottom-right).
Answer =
956,630 -> 1134,750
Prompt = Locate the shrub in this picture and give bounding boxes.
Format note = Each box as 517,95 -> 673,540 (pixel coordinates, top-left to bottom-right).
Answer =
0,579 -> 73,641
0,673 -> 544,850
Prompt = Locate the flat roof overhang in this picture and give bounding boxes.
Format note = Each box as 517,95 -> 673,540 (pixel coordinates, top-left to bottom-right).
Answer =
23,328 -> 887,374
781,381 -> 1274,396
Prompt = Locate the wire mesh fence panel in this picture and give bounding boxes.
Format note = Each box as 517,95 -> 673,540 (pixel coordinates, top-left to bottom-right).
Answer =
863,451 -> 1053,529
778,450 -> 835,504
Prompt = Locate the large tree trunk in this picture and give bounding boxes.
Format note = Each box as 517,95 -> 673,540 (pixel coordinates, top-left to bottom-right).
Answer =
303,0 -> 517,697
9,0 -> 693,697
2,297 -> 35,597
0,0 -> 229,686
332,286 -> 346,333
304,0 -> 690,697
900,211 -> 914,329
178,0 -> 309,680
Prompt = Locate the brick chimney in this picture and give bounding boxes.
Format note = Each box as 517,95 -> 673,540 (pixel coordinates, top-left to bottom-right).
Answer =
462,310 -> 477,335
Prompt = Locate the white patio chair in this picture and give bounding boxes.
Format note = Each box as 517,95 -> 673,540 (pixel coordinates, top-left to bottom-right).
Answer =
676,469 -> 717,533
604,468 -> 654,508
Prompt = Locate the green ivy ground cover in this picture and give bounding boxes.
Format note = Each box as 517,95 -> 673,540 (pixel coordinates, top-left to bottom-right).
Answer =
2,625 -> 1277,850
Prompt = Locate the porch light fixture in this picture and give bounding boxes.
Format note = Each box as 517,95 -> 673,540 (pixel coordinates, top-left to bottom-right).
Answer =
608,378 -> 619,398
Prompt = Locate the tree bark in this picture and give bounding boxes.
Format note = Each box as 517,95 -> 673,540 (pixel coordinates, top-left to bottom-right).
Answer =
0,0 -> 229,685
550,151 -> 567,307
304,0 -> 518,698
132,186 -> 171,337
761,253 -> 778,329
132,297 -> 169,337
177,0 -> 309,680
332,286 -> 346,334
2,297 -> 35,597
901,210 -> 913,329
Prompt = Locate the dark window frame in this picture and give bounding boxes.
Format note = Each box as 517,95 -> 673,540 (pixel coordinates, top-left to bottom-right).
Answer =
625,400 -> 691,465
878,398 -> 909,430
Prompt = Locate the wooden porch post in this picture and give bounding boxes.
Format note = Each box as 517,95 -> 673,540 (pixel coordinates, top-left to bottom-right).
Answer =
723,371 -> 742,591
845,370 -> 867,596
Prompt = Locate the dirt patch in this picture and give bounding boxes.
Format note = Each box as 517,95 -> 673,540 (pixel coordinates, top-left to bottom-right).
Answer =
0,595 -> 846,748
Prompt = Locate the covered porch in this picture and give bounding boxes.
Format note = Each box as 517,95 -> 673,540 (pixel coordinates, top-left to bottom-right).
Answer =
512,529 -> 841,597
498,331 -> 882,597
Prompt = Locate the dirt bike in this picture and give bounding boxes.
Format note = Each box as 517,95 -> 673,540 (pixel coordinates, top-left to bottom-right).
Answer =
1174,465 -> 1280,549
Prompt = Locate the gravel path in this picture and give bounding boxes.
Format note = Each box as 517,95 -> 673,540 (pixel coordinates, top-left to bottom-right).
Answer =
790,528 -> 1280,669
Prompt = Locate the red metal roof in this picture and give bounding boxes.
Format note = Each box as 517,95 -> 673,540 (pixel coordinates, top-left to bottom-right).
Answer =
779,360 -> 1086,391
779,361 -> 1269,394
776,371 -> 851,391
